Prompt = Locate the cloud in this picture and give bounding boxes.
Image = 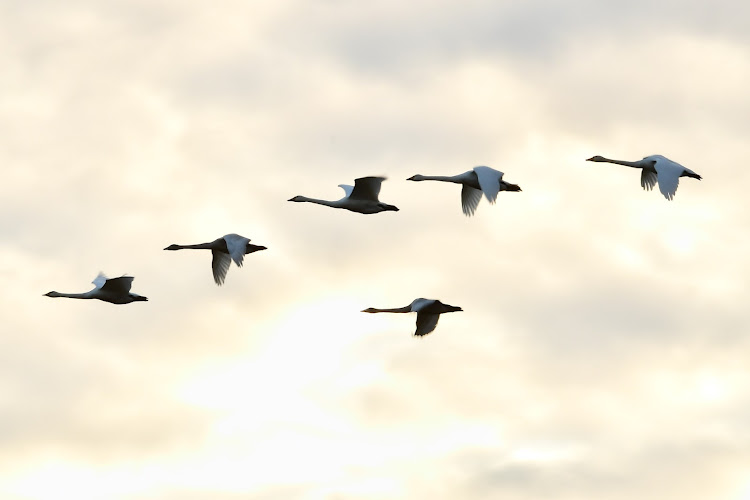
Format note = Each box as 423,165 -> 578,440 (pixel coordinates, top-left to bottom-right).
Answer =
2,0 -> 750,498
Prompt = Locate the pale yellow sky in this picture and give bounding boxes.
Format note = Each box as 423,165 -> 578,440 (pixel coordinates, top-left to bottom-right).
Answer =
2,0 -> 750,499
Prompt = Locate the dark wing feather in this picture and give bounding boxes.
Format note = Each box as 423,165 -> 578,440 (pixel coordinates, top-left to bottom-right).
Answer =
461,185 -> 483,216
415,312 -> 440,336
641,169 -> 658,191
349,177 -> 385,201
211,250 -> 232,286
100,276 -> 134,294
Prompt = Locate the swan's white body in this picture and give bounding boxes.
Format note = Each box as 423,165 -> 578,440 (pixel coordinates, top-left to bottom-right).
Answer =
163,233 -> 267,285
289,176 -> 399,214
586,154 -> 702,200
362,298 -> 462,336
407,166 -> 521,216
44,273 -> 148,304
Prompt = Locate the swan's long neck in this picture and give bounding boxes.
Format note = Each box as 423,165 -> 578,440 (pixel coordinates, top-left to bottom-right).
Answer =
169,242 -> 214,250
296,196 -> 343,208
363,306 -> 413,313
47,291 -> 93,299
592,157 -> 645,169
411,174 -> 465,184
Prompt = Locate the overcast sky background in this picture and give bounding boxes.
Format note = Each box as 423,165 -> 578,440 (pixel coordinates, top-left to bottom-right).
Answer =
2,0 -> 750,499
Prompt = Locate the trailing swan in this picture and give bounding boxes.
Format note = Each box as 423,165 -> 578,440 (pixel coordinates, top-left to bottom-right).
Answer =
362,298 -> 462,336
44,273 -> 148,304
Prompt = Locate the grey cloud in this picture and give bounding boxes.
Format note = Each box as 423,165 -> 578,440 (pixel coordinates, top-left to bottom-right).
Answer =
266,0 -> 750,76
457,440 -> 749,499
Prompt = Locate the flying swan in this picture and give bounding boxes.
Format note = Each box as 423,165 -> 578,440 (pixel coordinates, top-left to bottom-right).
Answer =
163,233 -> 267,285
44,273 -> 148,304
586,154 -> 701,200
362,298 -> 463,336
288,176 -> 399,214
407,166 -> 521,216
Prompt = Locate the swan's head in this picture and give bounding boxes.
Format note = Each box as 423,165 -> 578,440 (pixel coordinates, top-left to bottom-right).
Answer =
361,307 -> 379,313
406,175 -> 425,181
44,291 -> 61,298
163,244 -> 181,251
503,183 -> 522,192
288,196 -> 306,202
586,155 -> 606,162
247,244 -> 268,253
379,203 -> 399,212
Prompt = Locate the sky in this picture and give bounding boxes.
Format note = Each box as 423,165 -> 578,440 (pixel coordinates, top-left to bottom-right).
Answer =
2,0 -> 750,498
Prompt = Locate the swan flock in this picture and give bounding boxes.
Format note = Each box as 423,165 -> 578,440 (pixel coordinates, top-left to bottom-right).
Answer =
45,156 -> 701,335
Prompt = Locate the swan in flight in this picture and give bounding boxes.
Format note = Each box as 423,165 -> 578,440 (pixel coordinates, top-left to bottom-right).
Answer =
288,176 -> 399,214
362,298 -> 463,336
44,273 -> 148,304
407,166 -> 521,216
586,154 -> 701,200
163,233 -> 267,286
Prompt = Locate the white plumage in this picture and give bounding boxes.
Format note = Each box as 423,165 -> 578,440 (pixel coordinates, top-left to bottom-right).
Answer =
289,176 -> 399,214
407,166 -> 521,216
362,298 -> 463,336
587,154 -> 702,200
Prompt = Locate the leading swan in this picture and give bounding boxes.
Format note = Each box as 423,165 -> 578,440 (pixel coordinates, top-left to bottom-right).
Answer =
586,154 -> 701,200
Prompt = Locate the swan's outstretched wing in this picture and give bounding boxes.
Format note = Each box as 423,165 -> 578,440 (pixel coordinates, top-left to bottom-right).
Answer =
211,250 -> 232,285
461,185 -> 483,216
415,312 -> 440,336
338,184 -> 354,199
349,176 -> 385,201
92,273 -> 108,290
100,276 -> 134,294
409,298 -> 435,311
473,166 -> 502,204
654,160 -> 682,201
640,169 -> 658,191
223,233 -> 250,267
